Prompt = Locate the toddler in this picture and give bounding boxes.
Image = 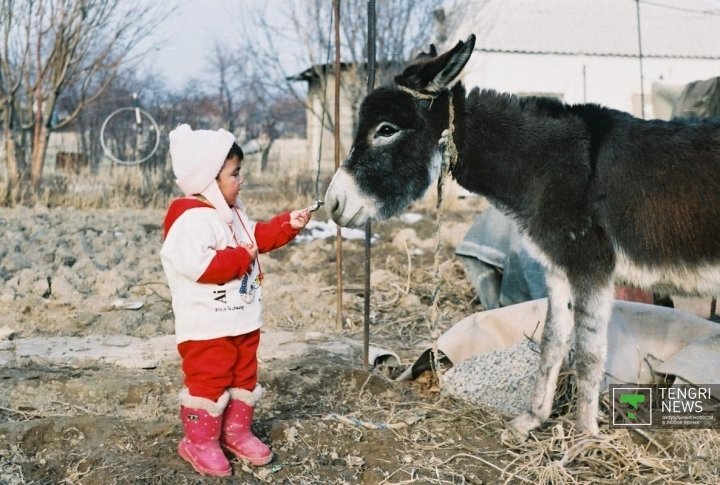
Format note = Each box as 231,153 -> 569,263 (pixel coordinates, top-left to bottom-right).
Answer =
160,124 -> 310,476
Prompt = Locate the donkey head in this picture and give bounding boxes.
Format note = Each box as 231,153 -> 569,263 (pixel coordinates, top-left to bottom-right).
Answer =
325,35 -> 476,228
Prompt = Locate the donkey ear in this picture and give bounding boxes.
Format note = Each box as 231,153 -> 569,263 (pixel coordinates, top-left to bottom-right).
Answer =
395,34 -> 476,95
413,44 -> 438,61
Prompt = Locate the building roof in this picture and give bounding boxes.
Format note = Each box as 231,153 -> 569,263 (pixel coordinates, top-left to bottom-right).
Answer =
286,63 -> 356,83
455,0 -> 720,59
287,61 -> 403,83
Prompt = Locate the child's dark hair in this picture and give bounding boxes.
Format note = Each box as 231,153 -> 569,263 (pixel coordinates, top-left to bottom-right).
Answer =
227,142 -> 244,160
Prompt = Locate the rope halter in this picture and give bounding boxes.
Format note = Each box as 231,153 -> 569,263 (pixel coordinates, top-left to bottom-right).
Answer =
396,83 -> 460,383
396,84 -> 459,174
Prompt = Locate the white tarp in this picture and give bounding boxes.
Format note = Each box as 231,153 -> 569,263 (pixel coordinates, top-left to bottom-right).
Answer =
401,299 -> 720,398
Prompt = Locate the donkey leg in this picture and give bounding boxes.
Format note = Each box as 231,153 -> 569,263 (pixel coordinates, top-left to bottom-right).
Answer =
571,280 -> 614,436
503,270 -> 574,442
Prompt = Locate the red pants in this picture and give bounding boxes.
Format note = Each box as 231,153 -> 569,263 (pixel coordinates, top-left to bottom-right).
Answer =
177,329 -> 260,402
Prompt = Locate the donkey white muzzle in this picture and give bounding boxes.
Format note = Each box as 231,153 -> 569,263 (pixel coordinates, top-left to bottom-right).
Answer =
324,168 -> 378,228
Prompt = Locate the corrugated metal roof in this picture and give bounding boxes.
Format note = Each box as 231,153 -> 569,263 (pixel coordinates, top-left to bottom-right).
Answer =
456,0 -> 720,59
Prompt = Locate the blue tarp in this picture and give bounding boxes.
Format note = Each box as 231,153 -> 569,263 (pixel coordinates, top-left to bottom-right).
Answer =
455,205 -> 547,309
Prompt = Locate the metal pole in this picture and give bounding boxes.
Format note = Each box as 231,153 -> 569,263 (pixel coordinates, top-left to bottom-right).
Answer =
364,0 -> 376,370
333,0 -> 344,332
367,1 -> 376,92
635,0 -> 646,118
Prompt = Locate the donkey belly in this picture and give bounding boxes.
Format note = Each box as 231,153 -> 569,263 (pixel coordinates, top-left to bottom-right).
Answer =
523,235 -> 720,297
613,254 -> 720,297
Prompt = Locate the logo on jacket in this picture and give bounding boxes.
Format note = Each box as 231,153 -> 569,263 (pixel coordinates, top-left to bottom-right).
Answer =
239,274 -> 260,303
213,289 -> 227,304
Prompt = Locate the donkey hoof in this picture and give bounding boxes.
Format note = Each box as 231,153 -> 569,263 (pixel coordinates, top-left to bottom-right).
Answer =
575,421 -> 601,437
501,413 -> 541,445
500,426 -> 528,446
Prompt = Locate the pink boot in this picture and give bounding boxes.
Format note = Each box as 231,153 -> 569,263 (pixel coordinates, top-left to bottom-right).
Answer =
178,390 -> 232,477
221,385 -> 273,466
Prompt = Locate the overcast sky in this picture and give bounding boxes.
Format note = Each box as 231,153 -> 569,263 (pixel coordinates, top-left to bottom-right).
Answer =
137,0 -> 238,89
136,0 -> 306,91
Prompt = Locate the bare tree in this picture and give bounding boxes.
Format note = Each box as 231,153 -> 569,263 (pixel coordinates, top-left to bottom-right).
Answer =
206,41 -> 304,172
239,63 -> 304,172
209,42 -> 245,135
0,0 -> 168,193
235,0 -> 465,138
63,69 -> 170,173
0,1 -> 31,187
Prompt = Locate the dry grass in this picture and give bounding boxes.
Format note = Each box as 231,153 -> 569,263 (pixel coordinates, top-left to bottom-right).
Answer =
0,165 -> 322,211
273,357 -> 720,484
1,167 -> 175,209
498,377 -> 720,484
335,249 -> 720,484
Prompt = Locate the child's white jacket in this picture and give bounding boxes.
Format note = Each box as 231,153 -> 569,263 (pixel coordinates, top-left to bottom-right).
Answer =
160,197 -> 299,343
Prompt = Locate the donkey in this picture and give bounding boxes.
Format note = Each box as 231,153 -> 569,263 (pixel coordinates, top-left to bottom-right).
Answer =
325,34 -> 720,441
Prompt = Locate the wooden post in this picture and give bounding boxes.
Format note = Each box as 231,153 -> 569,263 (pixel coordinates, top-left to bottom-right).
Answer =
333,0 -> 344,332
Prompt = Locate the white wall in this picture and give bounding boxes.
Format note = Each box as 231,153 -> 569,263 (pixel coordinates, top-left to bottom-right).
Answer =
305,71 -> 356,173
460,52 -> 720,118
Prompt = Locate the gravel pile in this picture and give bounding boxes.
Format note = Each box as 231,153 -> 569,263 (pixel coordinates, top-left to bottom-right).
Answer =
441,339 -> 541,417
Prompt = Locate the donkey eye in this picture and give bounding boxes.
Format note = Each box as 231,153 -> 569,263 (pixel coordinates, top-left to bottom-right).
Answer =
374,123 -> 398,138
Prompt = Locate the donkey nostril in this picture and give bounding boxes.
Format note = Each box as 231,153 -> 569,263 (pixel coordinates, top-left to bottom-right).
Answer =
331,198 -> 340,214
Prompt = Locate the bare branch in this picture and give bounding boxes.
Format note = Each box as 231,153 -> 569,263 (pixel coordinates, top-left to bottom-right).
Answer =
1,0 -> 172,191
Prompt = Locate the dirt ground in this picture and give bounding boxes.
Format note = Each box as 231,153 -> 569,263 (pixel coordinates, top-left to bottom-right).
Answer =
0,190 -> 499,485
0,188 -> 718,484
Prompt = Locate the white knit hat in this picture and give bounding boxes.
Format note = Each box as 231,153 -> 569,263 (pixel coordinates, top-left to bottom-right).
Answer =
169,124 -> 236,223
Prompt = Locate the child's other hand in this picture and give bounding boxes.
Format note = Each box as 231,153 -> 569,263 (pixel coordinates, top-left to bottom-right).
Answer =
240,242 -> 258,261
290,209 -> 311,229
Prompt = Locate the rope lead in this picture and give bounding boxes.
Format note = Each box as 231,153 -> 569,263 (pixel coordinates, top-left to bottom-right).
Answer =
397,84 -> 459,384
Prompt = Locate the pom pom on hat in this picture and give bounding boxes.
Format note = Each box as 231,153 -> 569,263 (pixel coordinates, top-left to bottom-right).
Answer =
169,124 -> 237,223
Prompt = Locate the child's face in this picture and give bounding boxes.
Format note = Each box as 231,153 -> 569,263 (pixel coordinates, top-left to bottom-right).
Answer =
217,154 -> 244,206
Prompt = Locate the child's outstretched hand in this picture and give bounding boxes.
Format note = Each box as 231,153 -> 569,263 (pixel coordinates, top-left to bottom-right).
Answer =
290,209 -> 311,230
